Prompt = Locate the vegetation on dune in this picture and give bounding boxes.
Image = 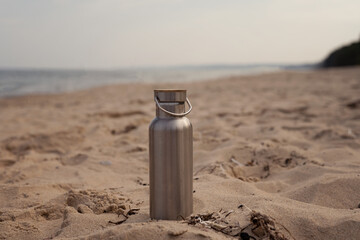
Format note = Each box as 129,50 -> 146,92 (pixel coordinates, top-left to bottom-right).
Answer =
321,40 -> 360,68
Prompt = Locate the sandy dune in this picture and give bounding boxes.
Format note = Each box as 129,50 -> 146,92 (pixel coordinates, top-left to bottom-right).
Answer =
0,67 -> 360,239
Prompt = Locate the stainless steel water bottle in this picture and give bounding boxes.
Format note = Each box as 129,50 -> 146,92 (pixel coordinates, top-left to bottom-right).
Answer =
149,89 -> 193,220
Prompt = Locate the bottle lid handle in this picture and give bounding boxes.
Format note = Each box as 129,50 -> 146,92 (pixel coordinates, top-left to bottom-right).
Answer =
155,97 -> 192,117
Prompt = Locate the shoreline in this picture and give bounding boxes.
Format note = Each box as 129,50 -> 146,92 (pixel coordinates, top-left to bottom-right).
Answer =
0,65 -> 307,98
0,66 -> 356,100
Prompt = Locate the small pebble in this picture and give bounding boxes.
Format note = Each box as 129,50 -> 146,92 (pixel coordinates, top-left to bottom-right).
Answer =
99,161 -> 112,166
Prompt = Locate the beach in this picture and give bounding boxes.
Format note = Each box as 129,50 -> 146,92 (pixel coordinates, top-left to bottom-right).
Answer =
0,67 -> 360,239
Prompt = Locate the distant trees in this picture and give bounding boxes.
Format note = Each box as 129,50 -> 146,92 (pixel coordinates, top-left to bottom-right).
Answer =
321,40 -> 360,68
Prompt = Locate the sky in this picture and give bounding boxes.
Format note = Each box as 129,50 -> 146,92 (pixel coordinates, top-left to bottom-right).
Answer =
0,0 -> 359,69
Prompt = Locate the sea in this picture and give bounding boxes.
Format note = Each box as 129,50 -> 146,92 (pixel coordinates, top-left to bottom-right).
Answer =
0,64 -> 312,97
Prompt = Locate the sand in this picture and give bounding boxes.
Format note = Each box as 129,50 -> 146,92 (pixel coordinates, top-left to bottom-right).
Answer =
0,67 -> 360,240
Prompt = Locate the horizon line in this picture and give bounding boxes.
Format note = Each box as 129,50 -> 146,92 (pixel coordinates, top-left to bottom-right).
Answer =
0,62 -> 318,72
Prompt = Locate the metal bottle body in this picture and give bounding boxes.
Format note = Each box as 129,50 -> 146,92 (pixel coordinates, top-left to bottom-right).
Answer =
149,91 -> 193,220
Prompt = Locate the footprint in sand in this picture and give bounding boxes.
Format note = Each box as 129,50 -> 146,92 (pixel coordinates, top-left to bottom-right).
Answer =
35,204 -> 65,220
312,128 -> 356,141
61,154 -> 88,166
346,99 -> 360,109
91,110 -> 145,119
126,146 -> 146,153
2,128 -> 84,156
111,124 -> 138,135
0,159 -> 16,167
195,145 -> 308,182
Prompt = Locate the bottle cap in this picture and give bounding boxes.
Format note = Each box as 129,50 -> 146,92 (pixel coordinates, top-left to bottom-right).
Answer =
154,89 -> 186,103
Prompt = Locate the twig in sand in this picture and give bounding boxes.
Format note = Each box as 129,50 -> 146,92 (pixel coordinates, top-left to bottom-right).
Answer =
178,215 -> 186,221
127,208 -> 140,216
108,219 -> 127,225
224,210 -> 234,218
